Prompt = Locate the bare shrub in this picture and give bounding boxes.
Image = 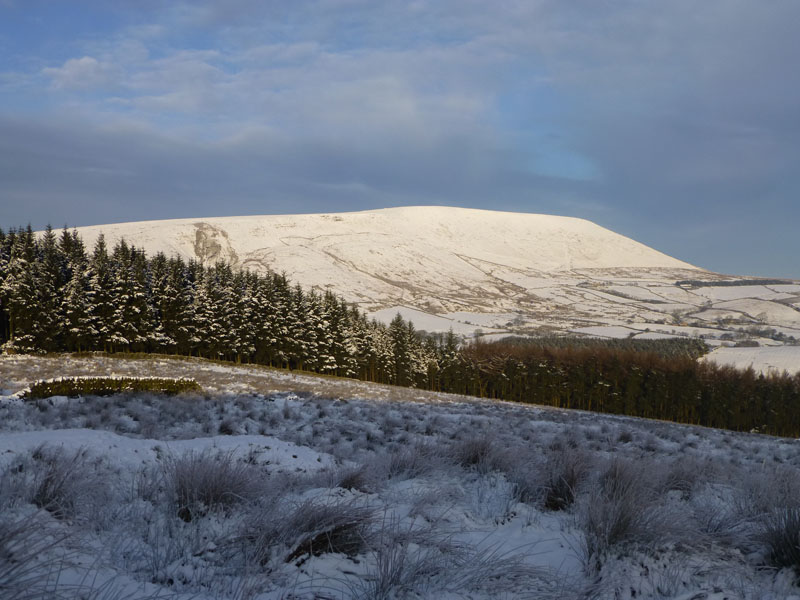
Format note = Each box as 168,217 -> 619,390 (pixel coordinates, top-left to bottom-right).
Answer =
579,458 -> 670,569
761,507 -> 800,573
241,496 -> 375,568
369,441 -> 450,483
738,466 -> 800,517
321,464 -> 372,493
162,449 -> 266,521
341,516 -> 550,599
0,445 -> 106,521
658,456 -> 709,500
0,511 -> 72,600
540,449 -> 590,511
504,463 -> 540,505
217,419 -> 237,435
347,529 -> 442,599
283,500 -> 376,564
467,473 -> 518,524
690,495 -> 749,546
23,376 -> 202,399
452,436 -> 508,474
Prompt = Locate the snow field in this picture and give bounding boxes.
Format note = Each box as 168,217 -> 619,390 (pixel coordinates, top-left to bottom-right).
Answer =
704,346 -> 800,376
2,355 -> 800,598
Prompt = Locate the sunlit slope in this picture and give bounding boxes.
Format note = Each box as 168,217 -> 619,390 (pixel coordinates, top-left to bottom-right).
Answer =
72,206 -> 701,314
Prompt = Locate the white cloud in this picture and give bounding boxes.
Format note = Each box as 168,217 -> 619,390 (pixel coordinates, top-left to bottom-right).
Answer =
42,56 -> 121,91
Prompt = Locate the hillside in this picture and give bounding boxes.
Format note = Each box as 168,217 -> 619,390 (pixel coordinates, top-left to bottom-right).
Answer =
68,207 -> 800,352
2,353 -> 800,599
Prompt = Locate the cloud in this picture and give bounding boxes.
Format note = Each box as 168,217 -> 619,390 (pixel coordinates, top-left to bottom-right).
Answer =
2,1 -> 800,276
42,56 -> 121,91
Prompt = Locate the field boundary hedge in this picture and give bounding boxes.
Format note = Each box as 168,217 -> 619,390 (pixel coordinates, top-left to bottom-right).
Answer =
22,376 -> 202,399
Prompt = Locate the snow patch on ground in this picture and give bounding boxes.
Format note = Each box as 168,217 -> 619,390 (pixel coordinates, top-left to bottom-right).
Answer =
703,346 -> 800,375
369,305 -> 507,335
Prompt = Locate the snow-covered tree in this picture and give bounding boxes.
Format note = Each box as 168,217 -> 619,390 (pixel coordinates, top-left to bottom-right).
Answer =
60,251 -> 95,352
1,227 -> 40,352
89,234 -> 116,352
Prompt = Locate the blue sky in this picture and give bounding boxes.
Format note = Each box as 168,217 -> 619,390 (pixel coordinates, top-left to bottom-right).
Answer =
1,1 -> 799,277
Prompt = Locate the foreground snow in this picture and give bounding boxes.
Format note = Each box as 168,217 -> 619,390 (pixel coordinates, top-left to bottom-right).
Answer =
2,354 -> 800,599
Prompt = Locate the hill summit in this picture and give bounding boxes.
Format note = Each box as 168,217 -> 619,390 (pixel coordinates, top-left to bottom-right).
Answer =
71,206 -> 699,319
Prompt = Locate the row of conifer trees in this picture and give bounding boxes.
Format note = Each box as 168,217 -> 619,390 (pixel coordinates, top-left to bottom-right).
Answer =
2,225 -> 800,436
458,340 -> 800,436
0,226 -> 458,388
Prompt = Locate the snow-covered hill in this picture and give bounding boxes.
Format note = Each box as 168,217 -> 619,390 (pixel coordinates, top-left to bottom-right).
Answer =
70,206 -> 800,348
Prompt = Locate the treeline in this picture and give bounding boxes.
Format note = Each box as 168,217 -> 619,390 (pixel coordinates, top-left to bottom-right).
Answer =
497,336 -> 710,360
456,340 -> 800,436
0,226 -> 445,387
2,225 -> 800,436
677,278 -> 790,287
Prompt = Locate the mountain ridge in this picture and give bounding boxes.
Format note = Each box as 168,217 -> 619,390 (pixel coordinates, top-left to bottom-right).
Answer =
62,206 -> 800,345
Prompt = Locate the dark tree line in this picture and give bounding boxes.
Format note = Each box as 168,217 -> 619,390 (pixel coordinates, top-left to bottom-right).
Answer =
0,226 -> 442,387
3,225 -> 800,436
456,340 -> 800,437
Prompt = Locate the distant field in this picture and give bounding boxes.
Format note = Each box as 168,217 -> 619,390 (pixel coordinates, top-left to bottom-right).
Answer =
704,345 -> 800,375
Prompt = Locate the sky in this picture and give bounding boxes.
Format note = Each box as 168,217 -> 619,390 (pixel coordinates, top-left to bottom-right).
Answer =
0,1 -> 798,278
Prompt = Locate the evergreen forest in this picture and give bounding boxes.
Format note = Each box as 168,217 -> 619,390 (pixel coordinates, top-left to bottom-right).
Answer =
2,225 -> 800,436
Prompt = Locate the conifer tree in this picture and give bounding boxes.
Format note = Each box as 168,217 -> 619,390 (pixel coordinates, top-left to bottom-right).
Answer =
60,250 -> 94,352
108,240 -> 152,351
150,256 -> 196,355
35,225 -> 65,351
286,285 -> 315,370
89,234 -> 116,352
312,292 -> 337,374
0,228 -> 10,343
389,313 -> 413,386
1,228 -> 39,352
230,271 -> 256,362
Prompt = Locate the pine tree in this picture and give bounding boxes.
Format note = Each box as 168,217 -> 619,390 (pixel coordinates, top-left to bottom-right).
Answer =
89,234 -> 116,352
35,225 -> 65,351
60,250 -> 95,352
1,228 -> 39,352
389,313 -> 412,386
331,296 -> 358,378
230,271 -> 256,362
0,227 -> 11,344
286,285 -> 316,370
168,257 -> 196,354
312,292 -> 337,374
108,240 -> 152,352
192,263 -> 234,359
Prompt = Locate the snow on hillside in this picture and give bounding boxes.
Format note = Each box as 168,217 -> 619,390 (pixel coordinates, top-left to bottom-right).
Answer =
60,206 -> 800,368
69,207 -> 700,313
703,346 -> 800,375
369,305 -> 509,335
72,206 -> 698,274
3,354 -> 800,599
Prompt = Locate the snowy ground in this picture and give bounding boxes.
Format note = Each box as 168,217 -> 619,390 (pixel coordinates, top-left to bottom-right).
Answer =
703,346 -> 800,376
3,354 -> 800,599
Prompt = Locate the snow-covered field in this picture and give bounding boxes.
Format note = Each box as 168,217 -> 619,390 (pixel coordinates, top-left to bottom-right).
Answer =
368,306 -> 508,336
704,346 -> 800,376
3,354 -> 800,599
